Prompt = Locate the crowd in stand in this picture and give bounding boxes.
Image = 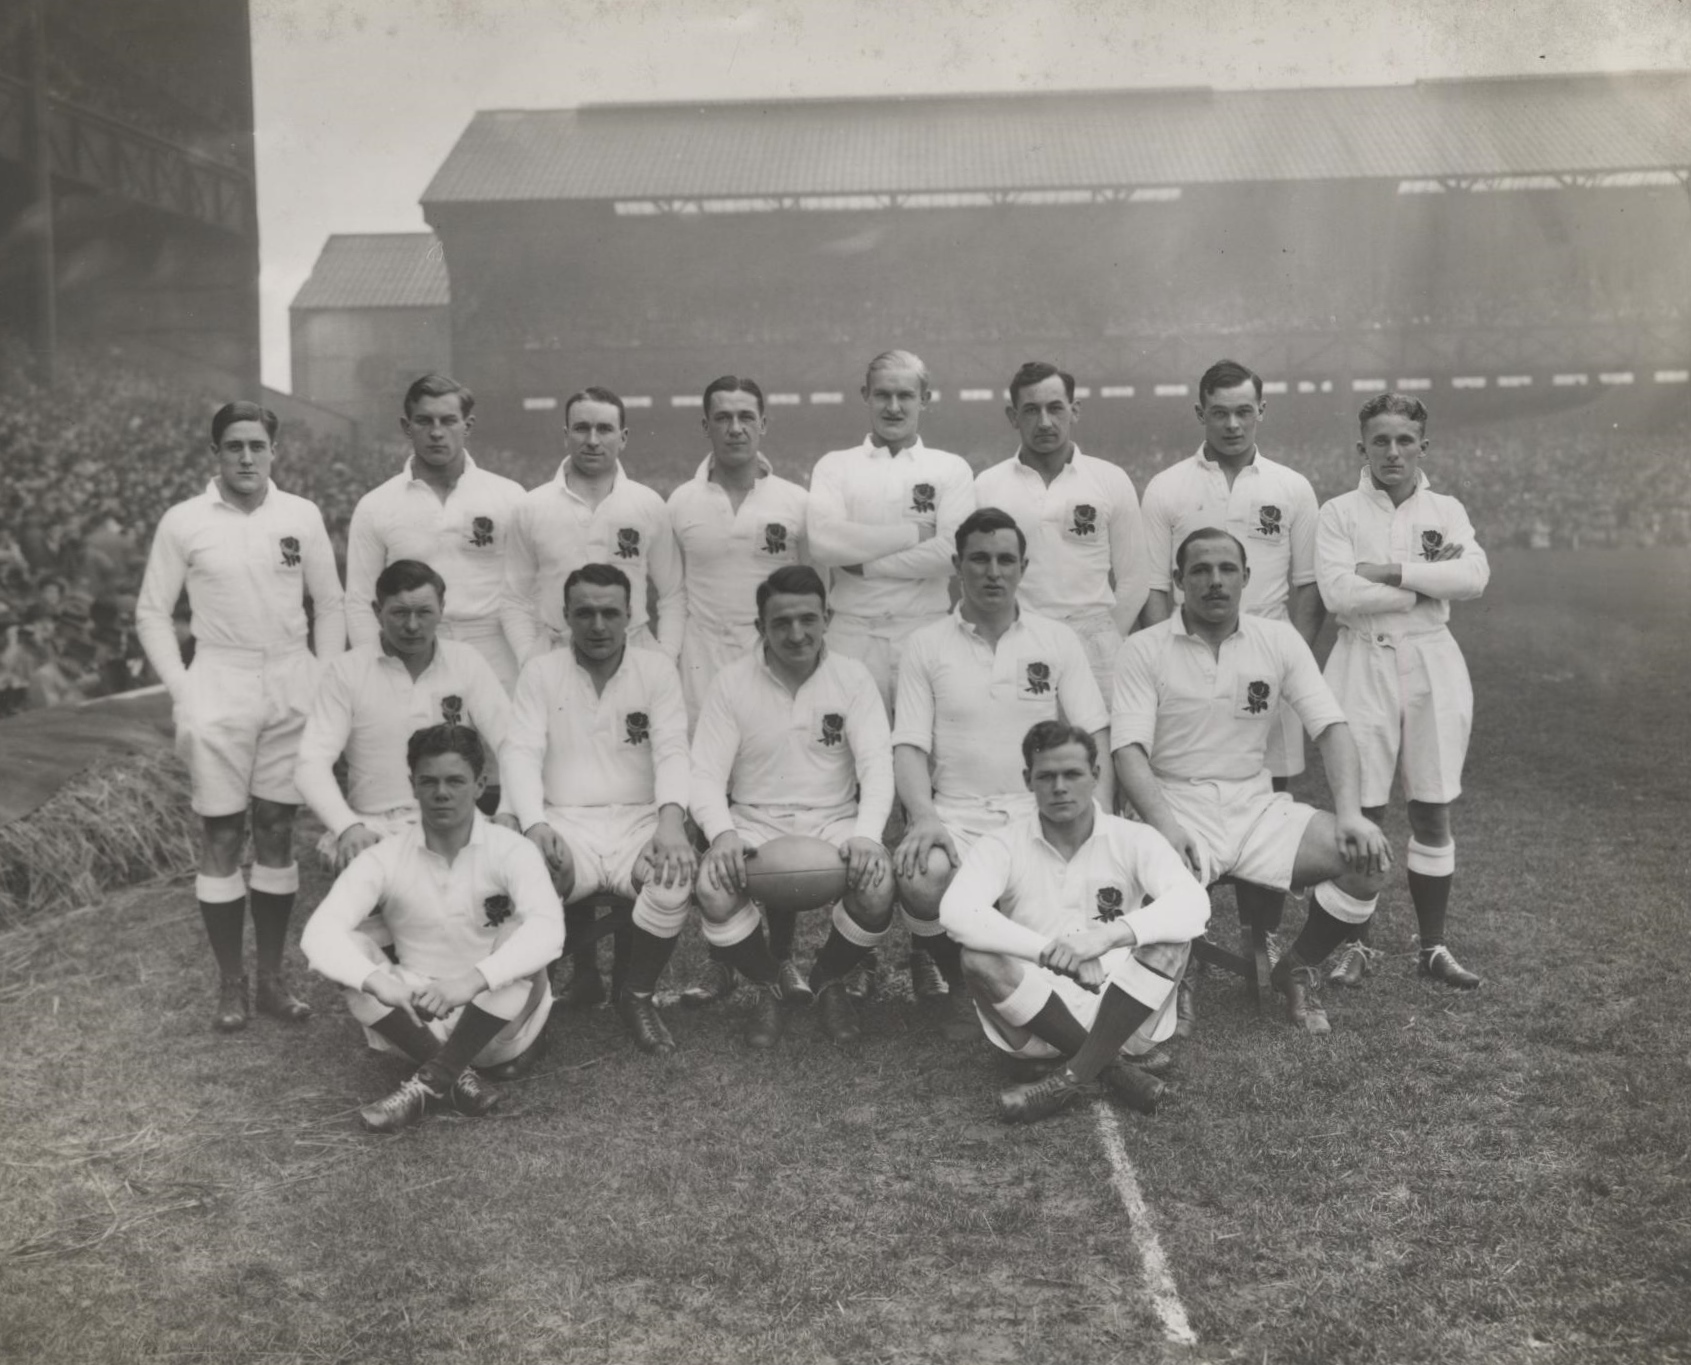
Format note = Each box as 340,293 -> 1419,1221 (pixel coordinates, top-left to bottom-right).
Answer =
0,339 -> 1685,718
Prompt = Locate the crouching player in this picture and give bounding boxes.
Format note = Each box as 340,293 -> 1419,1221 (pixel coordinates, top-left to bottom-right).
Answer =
1316,393 -> 1489,989
691,565 -> 896,1048
940,722 -> 1208,1123
301,724 -> 563,1133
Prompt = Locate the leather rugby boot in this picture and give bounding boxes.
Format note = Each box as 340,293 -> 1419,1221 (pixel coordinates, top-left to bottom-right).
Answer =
907,944 -> 948,1002
744,984 -> 784,1049
815,981 -> 861,1045
776,958 -> 815,1006
617,991 -> 677,1054
1099,1059 -> 1166,1115
255,971 -> 311,1023
1420,944 -> 1482,989
359,1070 -> 444,1133
998,1066 -> 1092,1124
555,960 -> 606,1010
1272,961 -> 1332,1035
450,1068 -> 503,1117
213,974 -> 248,1033
1328,941 -> 1381,988
1173,975 -> 1196,1039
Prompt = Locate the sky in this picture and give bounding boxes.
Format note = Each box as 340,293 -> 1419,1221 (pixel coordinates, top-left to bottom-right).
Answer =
250,0 -> 1691,391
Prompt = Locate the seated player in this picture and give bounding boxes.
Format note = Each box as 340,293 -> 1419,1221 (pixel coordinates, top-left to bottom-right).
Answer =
1111,528 -> 1394,1035
503,563 -> 695,1054
300,724 -> 564,1133
1316,393 -> 1489,989
296,559 -> 512,874
893,507 -> 1112,1013
940,722 -> 1209,1122
690,564 -> 895,1047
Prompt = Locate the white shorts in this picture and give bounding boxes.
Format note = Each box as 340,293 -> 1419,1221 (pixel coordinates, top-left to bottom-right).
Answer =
1061,611 -> 1126,703
1263,700 -> 1306,781
313,806 -> 419,863
174,645 -> 320,817
729,802 -> 859,850
340,930 -> 551,1066
1325,626 -> 1471,807
544,803 -> 658,902
933,792 -> 1036,861
978,940 -> 1191,1057
825,611 -> 946,715
439,618 -> 519,695
680,618 -> 760,725
1160,775 -> 1320,891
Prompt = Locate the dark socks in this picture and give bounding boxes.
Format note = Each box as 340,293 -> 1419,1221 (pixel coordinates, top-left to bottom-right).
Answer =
768,909 -> 798,962
1279,896 -> 1356,978
249,890 -> 293,977
199,898 -> 246,979
371,1008 -> 441,1064
563,904 -> 600,972
422,1004 -> 507,1085
623,926 -> 678,996
1025,993 -> 1090,1056
808,925 -> 871,993
1235,884 -> 1285,934
716,924 -> 780,988
1066,985 -> 1155,1083
917,930 -> 963,985
1408,872 -> 1451,949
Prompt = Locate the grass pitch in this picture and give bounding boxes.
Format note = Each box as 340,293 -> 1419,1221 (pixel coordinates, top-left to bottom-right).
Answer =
2,549 -> 1688,1365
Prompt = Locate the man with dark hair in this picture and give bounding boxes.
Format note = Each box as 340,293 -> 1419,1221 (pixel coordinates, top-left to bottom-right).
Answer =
940,721 -> 1208,1122
504,562 -> 695,1052
892,507 -> 1112,1015
346,374 -> 526,689
301,724 -> 564,1133
1138,359 -> 1324,1029
690,565 -> 896,1047
501,386 -> 683,671
1316,393 -> 1489,990
1111,527 -> 1393,1036
136,401 -> 346,1034
975,360 -> 1150,696
296,558 -> 512,873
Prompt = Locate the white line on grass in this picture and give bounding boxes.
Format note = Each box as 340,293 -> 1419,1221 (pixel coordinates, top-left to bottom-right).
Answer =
1092,1102 -> 1197,1347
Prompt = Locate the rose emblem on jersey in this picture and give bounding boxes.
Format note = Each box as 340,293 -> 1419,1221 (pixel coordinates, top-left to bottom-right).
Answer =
483,893 -> 513,929
440,695 -> 464,726
625,711 -> 649,745
470,516 -> 494,547
820,713 -> 845,747
1245,681 -> 1271,715
1421,529 -> 1444,560
279,536 -> 301,567
1095,886 -> 1125,922
616,527 -> 641,559
1257,505 -> 1282,537
1071,504 -> 1097,536
763,523 -> 788,556
1026,661 -> 1052,695
911,483 -> 935,514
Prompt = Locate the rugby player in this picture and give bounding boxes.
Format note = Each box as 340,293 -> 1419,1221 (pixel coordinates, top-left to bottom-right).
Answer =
300,724 -> 564,1133
1316,393 -> 1489,990
1138,359 -> 1323,1029
503,564 -> 695,1053
667,375 -> 810,1005
1112,528 -> 1394,1035
974,360 -> 1150,696
806,350 -> 975,995
295,559 -> 512,874
940,721 -> 1208,1123
500,386 -> 683,669
893,507 -> 1112,1016
136,402 -> 346,1033
690,565 -> 895,1047
344,374 -> 525,690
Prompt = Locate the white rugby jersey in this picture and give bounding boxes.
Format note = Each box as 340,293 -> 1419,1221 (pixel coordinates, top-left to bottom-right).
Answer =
1139,446 -> 1318,620
940,807 -> 1208,955
136,481 -> 346,690
806,437 -> 976,620
974,447 -> 1149,628
892,608 -> 1107,802
1317,471 -> 1489,636
1111,612 -> 1345,782
344,454 -> 526,649
499,462 -> 682,664
295,639 -> 511,838
503,646 -> 690,832
302,818 -> 563,994
667,453 -> 808,635
690,648 -> 893,843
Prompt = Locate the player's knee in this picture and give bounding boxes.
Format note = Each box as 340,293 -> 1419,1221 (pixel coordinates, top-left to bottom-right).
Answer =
844,882 -> 895,931
959,947 -> 1016,994
1405,800 -> 1452,846
694,878 -> 743,922
896,854 -> 952,920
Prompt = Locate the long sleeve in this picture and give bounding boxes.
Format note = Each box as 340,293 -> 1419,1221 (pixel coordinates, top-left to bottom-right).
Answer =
501,658 -> 550,832
862,460 -> 975,581
1053,625 -> 1108,733
1286,477 -> 1320,586
499,505 -> 545,665
1121,833 -> 1210,945
474,838 -> 565,991
134,511 -> 189,693
343,496 -> 384,650
1108,485 -> 1151,631
649,661 -> 691,810
303,508 -> 347,658
1139,481 -> 1178,596
300,850 -> 390,989
1109,636 -> 1160,756
647,514 -> 686,660
1316,502 -> 1418,617
294,664 -> 363,837
1398,504 -> 1489,600
688,681 -> 742,842
847,677 -> 895,839
805,456 -> 918,567
939,838 -> 1050,959
888,631 -> 936,752
462,650 -> 512,756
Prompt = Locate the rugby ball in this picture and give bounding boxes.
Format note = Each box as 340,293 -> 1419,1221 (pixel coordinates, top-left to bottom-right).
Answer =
744,834 -> 849,913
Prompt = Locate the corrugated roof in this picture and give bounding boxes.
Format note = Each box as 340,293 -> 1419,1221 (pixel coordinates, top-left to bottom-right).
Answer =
291,233 -> 450,310
421,73 -> 1691,204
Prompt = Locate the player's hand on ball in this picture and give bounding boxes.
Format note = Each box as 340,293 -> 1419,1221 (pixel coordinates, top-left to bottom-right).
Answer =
366,969 -> 425,1028
893,816 -> 958,880
334,823 -> 384,871
703,831 -> 749,893
525,822 -> 571,871
1337,812 -> 1393,876
841,837 -> 890,891
414,970 -> 485,1021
